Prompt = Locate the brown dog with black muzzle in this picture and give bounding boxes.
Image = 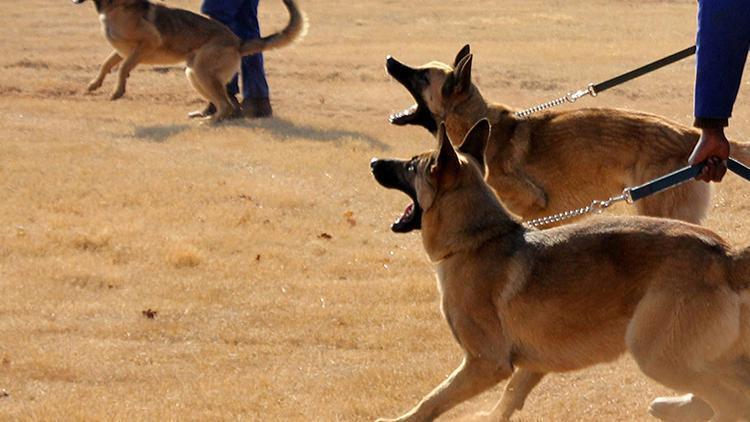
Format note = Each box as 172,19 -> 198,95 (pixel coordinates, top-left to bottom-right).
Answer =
371,120 -> 750,421
386,45 -> 750,226
73,0 -> 306,123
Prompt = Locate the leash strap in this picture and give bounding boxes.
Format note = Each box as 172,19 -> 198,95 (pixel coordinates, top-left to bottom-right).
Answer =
728,157 -> 750,181
592,46 -> 696,94
516,45 -> 696,118
630,158 -> 750,202
525,157 -> 750,228
628,161 -> 703,201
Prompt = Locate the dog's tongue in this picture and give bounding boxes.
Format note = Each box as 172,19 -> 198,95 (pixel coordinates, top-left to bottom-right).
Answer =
389,104 -> 418,125
392,203 -> 414,232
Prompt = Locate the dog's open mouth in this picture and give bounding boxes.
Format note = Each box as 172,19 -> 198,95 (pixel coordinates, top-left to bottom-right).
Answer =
385,57 -> 437,133
392,201 -> 422,233
389,103 -> 434,131
371,158 -> 423,233
389,104 -> 419,125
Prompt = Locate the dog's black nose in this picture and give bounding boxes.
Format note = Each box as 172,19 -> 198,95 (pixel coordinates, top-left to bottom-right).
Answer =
370,158 -> 379,171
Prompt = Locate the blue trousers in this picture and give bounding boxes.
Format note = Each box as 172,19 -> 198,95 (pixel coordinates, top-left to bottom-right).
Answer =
201,0 -> 270,100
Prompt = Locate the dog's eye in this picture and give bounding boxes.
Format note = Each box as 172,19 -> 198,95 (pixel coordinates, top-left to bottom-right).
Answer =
407,163 -> 416,173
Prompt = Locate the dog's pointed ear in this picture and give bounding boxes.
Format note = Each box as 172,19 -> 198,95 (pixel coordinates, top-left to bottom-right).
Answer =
458,118 -> 490,173
442,53 -> 473,98
454,53 -> 473,94
453,44 -> 471,68
431,123 -> 460,186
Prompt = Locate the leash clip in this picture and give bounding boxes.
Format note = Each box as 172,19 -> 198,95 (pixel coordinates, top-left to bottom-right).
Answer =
590,190 -> 630,214
565,84 -> 597,104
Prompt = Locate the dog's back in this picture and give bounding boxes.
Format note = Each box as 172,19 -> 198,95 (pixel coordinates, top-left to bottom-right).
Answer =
150,4 -> 239,57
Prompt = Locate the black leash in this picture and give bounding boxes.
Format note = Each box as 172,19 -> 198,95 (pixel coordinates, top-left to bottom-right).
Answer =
516,45 -> 696,118
629,157 -> 750,201
728,158 -> 750,181
512,44 -> 750,227
525,158 -> 750,227
593,46 -> 696,94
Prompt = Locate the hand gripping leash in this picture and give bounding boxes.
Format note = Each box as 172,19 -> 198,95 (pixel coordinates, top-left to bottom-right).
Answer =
515,46 -> 696,118
525,158 -> 750,228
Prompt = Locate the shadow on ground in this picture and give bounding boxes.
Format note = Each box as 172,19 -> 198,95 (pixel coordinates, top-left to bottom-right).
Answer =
132,124 -> 191,143
131,117 -> 389,150
228,116 -> 390,151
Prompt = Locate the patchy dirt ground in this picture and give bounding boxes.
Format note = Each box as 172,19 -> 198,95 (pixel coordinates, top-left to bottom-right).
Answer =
1,0 -> 749,420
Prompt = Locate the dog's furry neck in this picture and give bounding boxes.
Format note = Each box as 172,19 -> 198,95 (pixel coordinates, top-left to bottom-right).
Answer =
443,87 -> 520,149
421,167 -> 524,262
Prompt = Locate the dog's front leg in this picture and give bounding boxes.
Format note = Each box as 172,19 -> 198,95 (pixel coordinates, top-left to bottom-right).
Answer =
111,45 -> 146,100
88,51 -> 122,92
483,368 -> 545,421
487,172 -> 548,215
518,175 -> 547,210
377,356 -> 511,422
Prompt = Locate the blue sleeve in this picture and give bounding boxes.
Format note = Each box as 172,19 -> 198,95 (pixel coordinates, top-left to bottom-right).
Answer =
694,0 -> 750,120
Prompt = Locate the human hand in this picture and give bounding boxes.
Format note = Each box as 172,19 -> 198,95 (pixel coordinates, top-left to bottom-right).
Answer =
689,127 -> 730,182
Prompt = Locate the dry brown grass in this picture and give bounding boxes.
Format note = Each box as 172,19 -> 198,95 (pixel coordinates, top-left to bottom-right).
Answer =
1,0 -> 750,420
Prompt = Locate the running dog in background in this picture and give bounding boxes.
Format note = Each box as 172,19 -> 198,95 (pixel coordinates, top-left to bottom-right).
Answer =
371,120 -> 750,421
73,0 -> 306,123
386,45 -> 750,225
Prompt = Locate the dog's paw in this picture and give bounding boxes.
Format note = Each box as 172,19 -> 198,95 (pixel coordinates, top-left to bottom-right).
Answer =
199,116 -> 222,126
110,89 -> 125,101
87,80 -> 102,92
471,410 -> 509,421
375,417 -> 418,422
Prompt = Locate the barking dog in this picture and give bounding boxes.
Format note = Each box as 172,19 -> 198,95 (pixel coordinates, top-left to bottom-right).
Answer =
371,120 -> 750,421
74,0 -> 306,123
386,45 -> 750,225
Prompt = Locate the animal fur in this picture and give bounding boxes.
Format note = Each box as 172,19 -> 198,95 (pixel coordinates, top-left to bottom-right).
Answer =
74,0 -> 307,122
386,45 -> 750,225
370,120 -> 750,421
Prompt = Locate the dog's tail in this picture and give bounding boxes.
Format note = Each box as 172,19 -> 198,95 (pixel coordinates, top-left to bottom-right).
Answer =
238,0 -> 307,56
730,140 -> 750,166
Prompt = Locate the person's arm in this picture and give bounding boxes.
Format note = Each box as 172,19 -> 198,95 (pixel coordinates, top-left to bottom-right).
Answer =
690,0 -> 750,182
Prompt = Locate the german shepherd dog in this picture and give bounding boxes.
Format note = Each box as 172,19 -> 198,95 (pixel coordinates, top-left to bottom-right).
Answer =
73,0 -> 306,123
385,45 -> 750,225
370,120 -> 750,421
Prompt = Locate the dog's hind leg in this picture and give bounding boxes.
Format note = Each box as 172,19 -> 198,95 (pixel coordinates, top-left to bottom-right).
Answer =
377,356 -> 512,422
482,368 -> 545,421
699,356 -> 750,419
186,67 -> 209,99
195,74 -> 236,124
185,67 -> 215,119
628,282 -> 743,421
190,49 -> 240,123
687,378 -> 750,422
88,51 -> 122,92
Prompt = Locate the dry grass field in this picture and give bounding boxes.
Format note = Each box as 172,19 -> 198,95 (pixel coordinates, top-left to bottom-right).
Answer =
2,0 -> 750,420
